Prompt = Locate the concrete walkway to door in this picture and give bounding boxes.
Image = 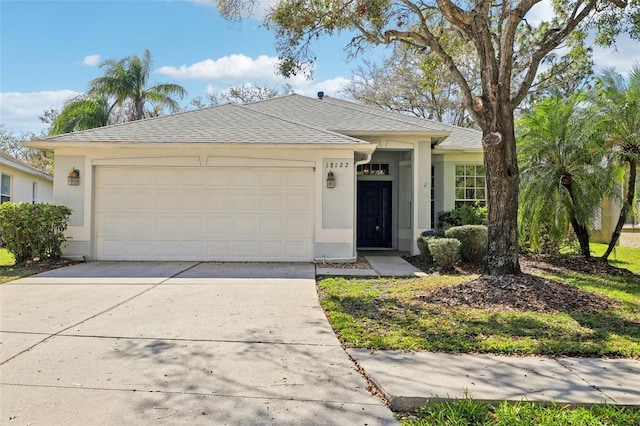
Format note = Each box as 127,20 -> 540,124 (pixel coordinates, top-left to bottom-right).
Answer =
0,262 -> 397,425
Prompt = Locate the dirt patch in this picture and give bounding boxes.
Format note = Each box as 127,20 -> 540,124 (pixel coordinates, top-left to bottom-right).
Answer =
412,253 -> 638,314
317,256 -> 373,269
419,273 -> 618,313
20,257 -> 79,272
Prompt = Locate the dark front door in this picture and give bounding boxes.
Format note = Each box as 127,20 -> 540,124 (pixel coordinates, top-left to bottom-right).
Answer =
357,181 -> 392,248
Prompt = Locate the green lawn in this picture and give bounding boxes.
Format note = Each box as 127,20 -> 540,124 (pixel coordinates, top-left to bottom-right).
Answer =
400,399 -> 640,425
0,248 -> 15,266
318,246 -> 640,357
0,248 -> 48,284
591,243 -> 640,274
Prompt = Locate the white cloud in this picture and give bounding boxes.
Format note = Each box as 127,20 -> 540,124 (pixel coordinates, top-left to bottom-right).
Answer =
525,0 -> 554,26
82,54 -> 101,66
200,75 -> 351,102
592,35 -> 639,75
158,54 -> 280,81
0,90 -> 80,135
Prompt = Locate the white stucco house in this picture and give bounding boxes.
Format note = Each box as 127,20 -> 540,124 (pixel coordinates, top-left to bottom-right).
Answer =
26,94 -> 484,262
0,151 -> 53,205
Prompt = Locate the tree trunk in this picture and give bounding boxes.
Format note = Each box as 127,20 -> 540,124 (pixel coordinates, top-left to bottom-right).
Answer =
570,217 -> 591,258
603,158 -> 637,260
562,175 -> 591,258
483,108 -> 522,275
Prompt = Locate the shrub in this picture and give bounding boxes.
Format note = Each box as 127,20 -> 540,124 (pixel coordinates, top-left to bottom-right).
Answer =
438,204 -> 487,230
427,238 -> 461,270
0,202 -> 72,263
445,225 -> 488,263
417,235 -> 436,264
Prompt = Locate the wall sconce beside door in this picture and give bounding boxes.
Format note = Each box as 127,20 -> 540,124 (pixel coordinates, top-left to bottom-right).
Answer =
326,170 -> 336,188
68,168 -> 80,186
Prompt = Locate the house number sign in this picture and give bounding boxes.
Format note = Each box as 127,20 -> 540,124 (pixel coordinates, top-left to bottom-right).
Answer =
325,161 -> 350,169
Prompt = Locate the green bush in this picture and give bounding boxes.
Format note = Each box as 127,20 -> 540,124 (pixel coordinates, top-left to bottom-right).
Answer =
445,225 -> 488,263
438,204 -> 487,230
427,238 -> 461,270
0,202 -> 72,263
417,235 -> 436,264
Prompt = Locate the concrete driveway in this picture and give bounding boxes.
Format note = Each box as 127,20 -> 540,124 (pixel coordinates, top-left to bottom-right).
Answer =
1,262 -> 397,425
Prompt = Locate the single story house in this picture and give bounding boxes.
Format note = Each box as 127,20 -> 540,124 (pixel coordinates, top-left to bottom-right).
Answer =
26,94 -> 485,262
0,151 -> 53,205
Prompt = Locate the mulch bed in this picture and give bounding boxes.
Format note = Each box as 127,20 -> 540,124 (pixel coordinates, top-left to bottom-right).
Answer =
12,257 -> 79,272
410,253 -> 639,314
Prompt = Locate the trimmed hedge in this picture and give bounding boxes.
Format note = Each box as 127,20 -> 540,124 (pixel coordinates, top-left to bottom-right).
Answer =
416,230 -> 438,265
0,202 -> 72,263
427,238 -> 461,270
445,225 -> 488,264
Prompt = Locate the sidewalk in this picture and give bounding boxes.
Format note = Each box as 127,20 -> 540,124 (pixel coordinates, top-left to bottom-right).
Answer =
316,256 -> 640,411
349,350 -> 640,411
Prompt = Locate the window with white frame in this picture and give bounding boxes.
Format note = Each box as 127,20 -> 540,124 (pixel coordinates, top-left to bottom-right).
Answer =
454,164 -> 486,208
1,174 -> 11,204
32,181 -> 38,204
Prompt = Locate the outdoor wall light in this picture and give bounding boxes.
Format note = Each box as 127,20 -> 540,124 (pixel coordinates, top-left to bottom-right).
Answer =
68,168 -> 80,186
326,170 -> 336,188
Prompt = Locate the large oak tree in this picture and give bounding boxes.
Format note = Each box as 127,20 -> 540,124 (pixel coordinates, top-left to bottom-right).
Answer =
218,0 -> 638,275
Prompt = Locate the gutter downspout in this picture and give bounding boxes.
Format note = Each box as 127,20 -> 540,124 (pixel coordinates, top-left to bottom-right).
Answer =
352,150 -> 374,259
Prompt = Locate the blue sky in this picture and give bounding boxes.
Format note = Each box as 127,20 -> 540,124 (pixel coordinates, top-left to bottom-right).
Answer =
1,0 -> 638,136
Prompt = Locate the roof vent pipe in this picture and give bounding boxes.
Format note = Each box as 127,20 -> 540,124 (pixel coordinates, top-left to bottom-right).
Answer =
317,91 -> 324,100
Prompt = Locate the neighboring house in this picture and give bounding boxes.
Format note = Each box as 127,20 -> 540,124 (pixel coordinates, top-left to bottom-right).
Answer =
0,151 -> 53,205
592,183 -> 640,248
26,94 -> 484,262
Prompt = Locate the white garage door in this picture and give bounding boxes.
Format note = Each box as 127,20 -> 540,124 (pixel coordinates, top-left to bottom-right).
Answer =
95,166 -> 315,261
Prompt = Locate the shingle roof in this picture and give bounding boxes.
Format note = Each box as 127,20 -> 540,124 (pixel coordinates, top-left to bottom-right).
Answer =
244,94 -> 453,133
246,95 -> 482,149
0,151 -> 52,180
33,94 -> 481,150
38,103 -> 367,145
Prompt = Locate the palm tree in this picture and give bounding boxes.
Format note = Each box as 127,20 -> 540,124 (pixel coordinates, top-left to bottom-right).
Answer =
49,95 -> 111,135
592,66 -> 640,260
517,94 -> 618,258
89,49 -> 187,121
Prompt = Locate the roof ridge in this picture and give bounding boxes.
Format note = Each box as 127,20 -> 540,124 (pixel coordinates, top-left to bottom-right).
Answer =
232,102 -> 369,144
320,96 -> 454,132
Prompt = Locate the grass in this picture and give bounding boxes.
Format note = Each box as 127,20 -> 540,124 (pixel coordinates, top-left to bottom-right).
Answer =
0,248 -> 48,284
0,248 -> 15,266
591,243 -> 640,274
399,399 -> 640,425
318,245 -> 640,357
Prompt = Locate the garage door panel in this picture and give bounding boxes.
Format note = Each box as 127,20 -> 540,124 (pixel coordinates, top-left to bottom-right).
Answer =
234,193 -> 259,210
96,166 -> 314,261
235,170 -> 260,186
260,192 -> 285,210
181,190 -> 204,210
98,189 -> 127,210
181,216 -> 206,235
261,169 -> 286,186
128,216 -> 154,236
129,190 -> 155,210
260,216 -> 285,235
207,169 -> 232,186
286,193 -> 313,211
287,169 -> 313,186
128,169 -> 154,185
234,217 -> 258,235
155,169 -> 181,185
